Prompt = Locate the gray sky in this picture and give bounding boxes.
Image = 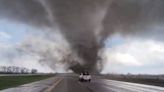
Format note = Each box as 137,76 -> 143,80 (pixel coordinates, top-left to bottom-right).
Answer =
0,0 -> 164,74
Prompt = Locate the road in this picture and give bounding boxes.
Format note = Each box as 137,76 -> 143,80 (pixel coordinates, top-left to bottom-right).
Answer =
2,74 -> 164,92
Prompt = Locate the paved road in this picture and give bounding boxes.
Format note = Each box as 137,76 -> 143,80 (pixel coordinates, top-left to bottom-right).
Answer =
2,74 -> 164,92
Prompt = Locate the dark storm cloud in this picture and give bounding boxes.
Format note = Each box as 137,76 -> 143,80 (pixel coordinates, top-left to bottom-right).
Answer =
46,0 -> 110,72
0,0 -> 50,26
103,0 -> 164,37
1,0 -> 164,73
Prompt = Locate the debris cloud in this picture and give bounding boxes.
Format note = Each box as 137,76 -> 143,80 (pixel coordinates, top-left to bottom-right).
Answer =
0,0 -> 164,73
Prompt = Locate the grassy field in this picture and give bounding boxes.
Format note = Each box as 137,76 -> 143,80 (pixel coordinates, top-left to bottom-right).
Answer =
0,74 -> 54,90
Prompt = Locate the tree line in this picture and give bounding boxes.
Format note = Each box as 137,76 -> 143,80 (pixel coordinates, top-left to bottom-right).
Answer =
0,66 -> 37,74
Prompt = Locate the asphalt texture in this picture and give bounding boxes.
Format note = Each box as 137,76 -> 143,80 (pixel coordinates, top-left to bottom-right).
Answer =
2,74 -> 164,92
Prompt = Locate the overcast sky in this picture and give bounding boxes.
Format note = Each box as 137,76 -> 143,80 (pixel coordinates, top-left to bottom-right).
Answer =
0,19 -> 164,74
0,0 -> 164,74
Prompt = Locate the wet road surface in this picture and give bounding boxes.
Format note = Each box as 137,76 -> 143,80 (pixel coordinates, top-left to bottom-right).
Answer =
1,74 -> 164,92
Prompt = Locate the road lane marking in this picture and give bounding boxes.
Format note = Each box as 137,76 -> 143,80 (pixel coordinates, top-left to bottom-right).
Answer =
96,79 -> 164,92
44,78 -> 63,92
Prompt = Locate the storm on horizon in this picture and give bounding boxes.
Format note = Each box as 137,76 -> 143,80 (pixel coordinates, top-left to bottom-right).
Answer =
0,0 -> 164,74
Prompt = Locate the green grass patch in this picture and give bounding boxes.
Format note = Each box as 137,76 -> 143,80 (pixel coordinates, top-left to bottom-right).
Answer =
0,75 -> 54,90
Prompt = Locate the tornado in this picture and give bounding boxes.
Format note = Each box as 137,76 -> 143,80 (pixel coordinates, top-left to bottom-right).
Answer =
0,0 -> 164,73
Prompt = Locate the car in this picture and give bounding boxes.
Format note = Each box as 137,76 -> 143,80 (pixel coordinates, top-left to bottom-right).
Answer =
79,72 -> 91,82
